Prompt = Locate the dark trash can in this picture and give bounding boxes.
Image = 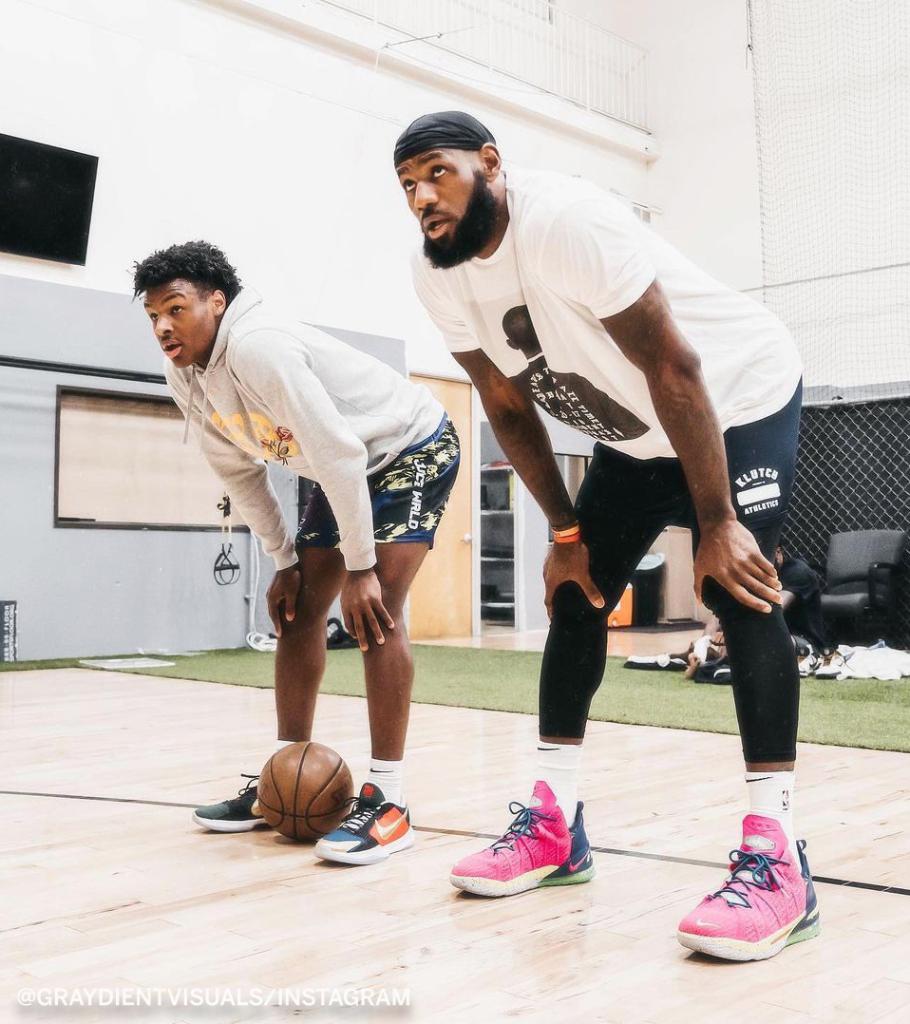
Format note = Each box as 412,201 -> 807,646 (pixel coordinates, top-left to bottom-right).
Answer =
631,554 -> 665,627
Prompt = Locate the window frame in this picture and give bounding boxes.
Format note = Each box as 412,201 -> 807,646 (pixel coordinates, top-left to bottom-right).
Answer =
53,384 -> 249,533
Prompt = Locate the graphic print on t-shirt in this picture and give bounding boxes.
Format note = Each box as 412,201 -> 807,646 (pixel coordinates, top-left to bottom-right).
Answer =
503,305 -> 649,443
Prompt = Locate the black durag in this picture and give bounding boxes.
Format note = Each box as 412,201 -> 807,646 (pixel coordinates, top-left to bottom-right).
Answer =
394,111 -> 496,167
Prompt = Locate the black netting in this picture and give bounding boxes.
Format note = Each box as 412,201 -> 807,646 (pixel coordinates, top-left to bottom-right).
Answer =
783,399 -> 910,645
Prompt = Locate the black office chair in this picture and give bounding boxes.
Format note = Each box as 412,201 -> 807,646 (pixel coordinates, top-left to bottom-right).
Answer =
821,529 -> 906,639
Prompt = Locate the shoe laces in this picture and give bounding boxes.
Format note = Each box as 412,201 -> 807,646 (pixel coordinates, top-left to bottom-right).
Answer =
338,797 -> 378,833
491,801 -> 553,854
710,849 -> 788,909
237,773 -> 259,797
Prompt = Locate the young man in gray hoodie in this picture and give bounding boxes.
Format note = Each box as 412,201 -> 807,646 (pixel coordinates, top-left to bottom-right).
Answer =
134,241 -> 460,865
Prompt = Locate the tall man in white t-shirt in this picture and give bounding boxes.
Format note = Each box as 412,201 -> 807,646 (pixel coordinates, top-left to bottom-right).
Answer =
394,112 -> 818,961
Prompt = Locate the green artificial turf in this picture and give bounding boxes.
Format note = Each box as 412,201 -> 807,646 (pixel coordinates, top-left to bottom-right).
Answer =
7,645 -> 910,753
0,657 -> 87,672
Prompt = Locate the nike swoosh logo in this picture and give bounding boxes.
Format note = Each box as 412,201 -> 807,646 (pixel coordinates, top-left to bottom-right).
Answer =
695,920 -> 721,929
568,852 -> 590,872
374,815 -> 406,841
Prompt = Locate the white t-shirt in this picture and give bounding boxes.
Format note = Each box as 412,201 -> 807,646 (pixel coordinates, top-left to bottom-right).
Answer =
412,165 -> 802,460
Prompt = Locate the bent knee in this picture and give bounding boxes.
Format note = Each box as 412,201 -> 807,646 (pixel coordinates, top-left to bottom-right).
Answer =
280,603 -> 329,639
551,582 -> 608,627
702,577 -> 783,623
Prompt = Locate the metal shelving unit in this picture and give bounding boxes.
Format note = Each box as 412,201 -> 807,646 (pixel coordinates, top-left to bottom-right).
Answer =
479,464 -> 515,624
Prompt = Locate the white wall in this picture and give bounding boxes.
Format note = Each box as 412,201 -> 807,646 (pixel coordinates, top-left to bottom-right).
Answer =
0,0 -> 650,379
565,0 -> 763,291
638,0 -> 761,289
558,0 -> 648,45
1,0 -> 763,357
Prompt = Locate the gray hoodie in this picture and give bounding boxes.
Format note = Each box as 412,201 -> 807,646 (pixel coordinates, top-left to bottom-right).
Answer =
165,289 -> 443,571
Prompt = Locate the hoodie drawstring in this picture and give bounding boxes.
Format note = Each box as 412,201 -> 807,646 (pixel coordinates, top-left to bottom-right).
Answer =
181,365 -> 211,452
199,370 -> 212,451
182,367 -> 196,446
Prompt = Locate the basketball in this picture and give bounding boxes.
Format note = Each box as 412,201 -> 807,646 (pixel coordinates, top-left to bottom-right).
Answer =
257,742 -> 354,841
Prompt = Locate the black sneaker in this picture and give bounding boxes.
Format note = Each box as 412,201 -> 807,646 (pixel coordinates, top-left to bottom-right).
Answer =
313,783 -> 413,865
192,774 -> 269,833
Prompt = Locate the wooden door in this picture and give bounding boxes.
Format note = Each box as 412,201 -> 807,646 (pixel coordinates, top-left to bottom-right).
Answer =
407,375 -> 473,639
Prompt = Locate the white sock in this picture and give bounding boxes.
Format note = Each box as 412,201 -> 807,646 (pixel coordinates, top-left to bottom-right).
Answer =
536,742 -> 582,823
746,770 -> 797,856
367,757 -> 404,807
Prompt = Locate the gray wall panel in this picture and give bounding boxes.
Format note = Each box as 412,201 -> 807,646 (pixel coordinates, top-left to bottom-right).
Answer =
0,275 -> 404,659
314,323 -> 407,376
1,273 -> 165,374
0,365 -> 256,659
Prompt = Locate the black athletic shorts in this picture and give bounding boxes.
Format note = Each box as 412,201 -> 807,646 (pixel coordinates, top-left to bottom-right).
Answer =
295,416 -> 460,552
575,382 -> 803,607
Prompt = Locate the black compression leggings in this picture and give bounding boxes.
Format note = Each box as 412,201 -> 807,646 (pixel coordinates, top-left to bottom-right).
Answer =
539,384 -> 802,764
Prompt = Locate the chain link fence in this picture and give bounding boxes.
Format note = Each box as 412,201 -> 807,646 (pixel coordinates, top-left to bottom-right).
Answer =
782,399 -> 910,646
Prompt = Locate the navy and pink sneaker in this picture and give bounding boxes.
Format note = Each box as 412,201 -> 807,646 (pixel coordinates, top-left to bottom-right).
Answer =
449,780 -> 596,897
677,814 -> 820,961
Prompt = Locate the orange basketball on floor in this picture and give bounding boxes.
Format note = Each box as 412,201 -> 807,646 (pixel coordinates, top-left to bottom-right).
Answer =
257,741 -> 353,840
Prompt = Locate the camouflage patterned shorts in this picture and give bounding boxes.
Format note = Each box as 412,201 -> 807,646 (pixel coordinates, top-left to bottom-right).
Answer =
296,417 -> 460,551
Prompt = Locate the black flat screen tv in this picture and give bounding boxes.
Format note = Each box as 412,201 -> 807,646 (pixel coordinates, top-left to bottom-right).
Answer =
0,134 -> 98,265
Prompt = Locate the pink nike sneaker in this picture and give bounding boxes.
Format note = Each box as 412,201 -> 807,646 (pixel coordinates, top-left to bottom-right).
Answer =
677,814 -> 820,961
449,781 -> 595,897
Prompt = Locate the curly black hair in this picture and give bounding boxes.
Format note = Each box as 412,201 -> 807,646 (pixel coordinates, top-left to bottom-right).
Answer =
132,240 -> 242,304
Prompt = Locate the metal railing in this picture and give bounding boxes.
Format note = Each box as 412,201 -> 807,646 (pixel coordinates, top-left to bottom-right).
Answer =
320,0 -> 649,130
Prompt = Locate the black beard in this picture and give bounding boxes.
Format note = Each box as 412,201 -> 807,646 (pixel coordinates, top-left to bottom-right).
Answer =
423,172 -> 499,269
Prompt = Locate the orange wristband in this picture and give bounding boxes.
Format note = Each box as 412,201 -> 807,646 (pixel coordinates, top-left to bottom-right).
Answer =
552,523 -> 581,544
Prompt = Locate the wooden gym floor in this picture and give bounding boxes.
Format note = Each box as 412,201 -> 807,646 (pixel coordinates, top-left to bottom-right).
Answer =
3,667 -> 910,1023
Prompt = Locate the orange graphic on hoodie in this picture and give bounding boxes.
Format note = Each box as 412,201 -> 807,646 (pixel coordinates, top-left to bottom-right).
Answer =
211,411 -> 300,464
